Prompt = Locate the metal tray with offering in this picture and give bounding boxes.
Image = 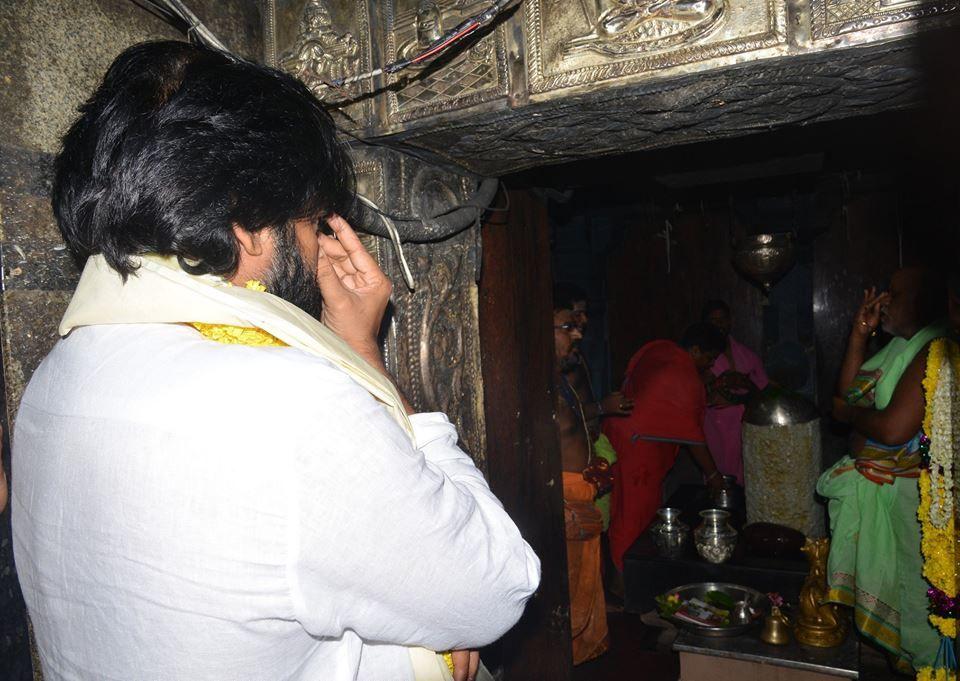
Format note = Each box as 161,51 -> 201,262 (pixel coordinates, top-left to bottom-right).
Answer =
655,582 -> 767,637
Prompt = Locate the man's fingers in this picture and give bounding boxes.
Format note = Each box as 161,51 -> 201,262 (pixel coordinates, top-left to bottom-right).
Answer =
319,233 -> 358,275
451,650 -> 469,681
315,243 -> 347,303
469,651 -> 479,681
326,214 -> 379,275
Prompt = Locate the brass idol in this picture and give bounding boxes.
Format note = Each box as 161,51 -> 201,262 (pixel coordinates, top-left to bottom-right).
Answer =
794,538 -> 846,647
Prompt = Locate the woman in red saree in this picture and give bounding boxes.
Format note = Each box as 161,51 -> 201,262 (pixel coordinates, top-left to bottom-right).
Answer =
604,323 -> 727,569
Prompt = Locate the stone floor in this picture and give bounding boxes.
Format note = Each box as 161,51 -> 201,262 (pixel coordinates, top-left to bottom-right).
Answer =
572,610 -> 680,681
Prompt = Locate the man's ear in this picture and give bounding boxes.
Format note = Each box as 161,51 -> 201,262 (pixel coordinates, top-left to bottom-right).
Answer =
232,224 -> 264,257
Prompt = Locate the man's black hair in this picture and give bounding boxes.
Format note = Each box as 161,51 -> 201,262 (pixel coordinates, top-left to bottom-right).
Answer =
52,41 -> 354,278
679,322 -> 727,354
701,299 -> 730,321
553,282 -> 587,312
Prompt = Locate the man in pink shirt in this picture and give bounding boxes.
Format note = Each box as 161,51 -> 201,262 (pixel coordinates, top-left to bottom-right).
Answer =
702,300 -> 769,485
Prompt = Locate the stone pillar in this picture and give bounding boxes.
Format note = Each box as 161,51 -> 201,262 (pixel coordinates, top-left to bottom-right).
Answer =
352,145 -> 488,467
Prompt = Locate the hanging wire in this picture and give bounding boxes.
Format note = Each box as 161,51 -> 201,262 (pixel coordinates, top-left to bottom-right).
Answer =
356,195 -> 417,291
127,0 -> 513,245
328,0 -> 521,90
151,0 -> 230,52
129,0 -> 187,28
131,0 -> 523,94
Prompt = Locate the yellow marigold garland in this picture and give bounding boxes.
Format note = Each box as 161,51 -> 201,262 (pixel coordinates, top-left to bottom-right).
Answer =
919,669 -> 958,681
917,339 -> 960,680
190,280 -> 288,347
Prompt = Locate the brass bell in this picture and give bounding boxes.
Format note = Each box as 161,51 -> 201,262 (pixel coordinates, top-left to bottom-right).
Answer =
760,606 -> 792,645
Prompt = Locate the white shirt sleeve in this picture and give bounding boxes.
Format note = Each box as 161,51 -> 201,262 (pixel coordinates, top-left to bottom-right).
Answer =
287,367 -> 540,652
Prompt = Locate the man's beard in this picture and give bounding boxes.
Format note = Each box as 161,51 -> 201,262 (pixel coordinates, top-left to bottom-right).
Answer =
264,225 -> 323,320
558,350 -> 581,373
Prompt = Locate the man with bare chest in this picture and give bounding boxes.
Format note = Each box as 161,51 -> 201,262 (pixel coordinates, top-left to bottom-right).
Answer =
554,303 -> 609,664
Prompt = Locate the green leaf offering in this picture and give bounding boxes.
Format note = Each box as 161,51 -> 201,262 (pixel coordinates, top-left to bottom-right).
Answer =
704,590 -> 736,611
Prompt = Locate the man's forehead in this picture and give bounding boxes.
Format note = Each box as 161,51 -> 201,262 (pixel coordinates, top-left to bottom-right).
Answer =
889,269 -> 921,294
555,309 -> 575,321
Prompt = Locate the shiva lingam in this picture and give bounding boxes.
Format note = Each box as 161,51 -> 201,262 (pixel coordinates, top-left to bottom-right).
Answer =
794,538 -> 847,647
741,389 -> 824,539
732,233 -> 796,294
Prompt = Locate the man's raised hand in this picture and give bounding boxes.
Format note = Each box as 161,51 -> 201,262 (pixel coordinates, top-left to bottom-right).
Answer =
316,214 -> 392,358
853,286 -> 888,338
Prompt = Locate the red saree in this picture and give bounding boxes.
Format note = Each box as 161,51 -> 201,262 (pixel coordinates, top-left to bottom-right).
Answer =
604,340 -> 707,569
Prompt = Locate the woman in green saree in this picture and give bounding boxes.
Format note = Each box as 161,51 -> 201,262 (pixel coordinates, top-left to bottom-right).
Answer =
818,268 -> 948,672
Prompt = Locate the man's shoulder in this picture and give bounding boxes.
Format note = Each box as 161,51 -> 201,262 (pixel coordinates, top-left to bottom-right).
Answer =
54,323 -> 362,397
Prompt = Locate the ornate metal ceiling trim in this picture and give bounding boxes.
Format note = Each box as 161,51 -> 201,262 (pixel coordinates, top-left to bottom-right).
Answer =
810,0 -> 960,38
524,0 -> 787,95
262,0 -> 279,66
266,0 -> 376,129
382,1 -> 511,124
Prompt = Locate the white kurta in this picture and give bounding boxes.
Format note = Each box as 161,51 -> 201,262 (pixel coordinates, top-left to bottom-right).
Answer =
13,323 -> 540,681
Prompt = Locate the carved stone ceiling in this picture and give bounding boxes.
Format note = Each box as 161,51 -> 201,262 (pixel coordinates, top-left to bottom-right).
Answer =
265,0 -> 959,177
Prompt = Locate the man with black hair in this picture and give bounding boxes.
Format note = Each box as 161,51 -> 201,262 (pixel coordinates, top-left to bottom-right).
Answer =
603,322 -> 726,569
553,284 -> 633,434
552,284 -> 632,542
12,41 -> 537,681
553,294 -> 609,664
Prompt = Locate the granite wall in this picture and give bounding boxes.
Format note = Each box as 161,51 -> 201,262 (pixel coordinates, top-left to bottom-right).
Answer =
0,3 -> 262,677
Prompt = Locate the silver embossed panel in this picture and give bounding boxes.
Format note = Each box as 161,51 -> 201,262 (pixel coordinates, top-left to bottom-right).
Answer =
524,0 -> 786,95
270,0 -> 375,128
382,0 -> 509,124
811,0 -> 958,38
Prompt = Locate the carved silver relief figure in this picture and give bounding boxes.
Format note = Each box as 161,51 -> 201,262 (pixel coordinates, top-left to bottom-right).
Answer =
280,0 -> 360,103
398,0 -> 444,64
398,0 -> 493,67
387,0 -> 504,119
567,0 -> 726,56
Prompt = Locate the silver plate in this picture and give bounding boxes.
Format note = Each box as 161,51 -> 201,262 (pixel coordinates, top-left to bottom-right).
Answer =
662,582 -> 767,637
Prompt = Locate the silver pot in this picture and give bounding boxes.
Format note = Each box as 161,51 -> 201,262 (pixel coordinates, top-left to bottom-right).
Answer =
650,507 -> 689,559
695,509 -> 738,564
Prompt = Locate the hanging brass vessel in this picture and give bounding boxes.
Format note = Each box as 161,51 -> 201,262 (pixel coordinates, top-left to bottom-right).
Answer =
732,233 -> 796,293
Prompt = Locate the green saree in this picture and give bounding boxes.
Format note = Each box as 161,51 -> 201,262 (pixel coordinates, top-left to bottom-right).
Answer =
817,322 -> 948,671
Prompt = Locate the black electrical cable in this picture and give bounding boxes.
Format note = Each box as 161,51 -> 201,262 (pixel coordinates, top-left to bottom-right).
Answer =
124,0 -> 514,228
328,0 -> 523,89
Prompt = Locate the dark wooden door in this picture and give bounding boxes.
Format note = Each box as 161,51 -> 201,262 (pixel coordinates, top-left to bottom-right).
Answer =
479,190 -> 572,680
